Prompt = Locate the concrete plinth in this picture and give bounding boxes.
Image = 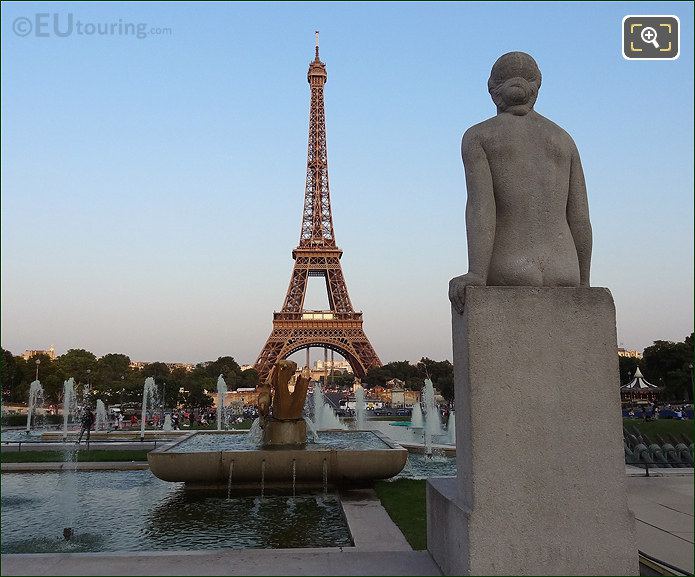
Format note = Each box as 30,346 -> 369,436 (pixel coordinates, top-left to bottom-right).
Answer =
262,418 -> 307,447
427,287 -> 637,575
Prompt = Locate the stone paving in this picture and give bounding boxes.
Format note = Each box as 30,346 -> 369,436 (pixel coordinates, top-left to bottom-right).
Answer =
627,474 -> 694,574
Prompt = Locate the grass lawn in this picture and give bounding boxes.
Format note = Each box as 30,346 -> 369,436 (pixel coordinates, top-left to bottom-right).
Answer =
375,479 -> 427,550
623,419 -> 693,442
1,450 -> 149,463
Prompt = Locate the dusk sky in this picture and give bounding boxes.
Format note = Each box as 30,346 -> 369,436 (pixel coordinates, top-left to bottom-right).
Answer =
2,1 -> 693,365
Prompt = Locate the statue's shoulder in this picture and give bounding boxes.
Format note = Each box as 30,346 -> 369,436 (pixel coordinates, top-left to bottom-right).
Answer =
463,116 -> 498,138
533,112 -> 578,150
462,116 -> 497,150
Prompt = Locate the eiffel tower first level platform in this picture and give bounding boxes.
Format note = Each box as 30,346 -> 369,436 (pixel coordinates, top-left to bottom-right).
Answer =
254,35 -> 381,383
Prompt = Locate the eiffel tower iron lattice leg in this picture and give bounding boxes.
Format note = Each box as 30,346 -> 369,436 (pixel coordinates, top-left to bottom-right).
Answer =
255,35 -> 381,383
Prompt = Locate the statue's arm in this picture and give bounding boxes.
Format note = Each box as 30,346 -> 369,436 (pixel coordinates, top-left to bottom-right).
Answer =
449,129 -> 496,313
567,145 -> 592,286
463,131 -> 496,279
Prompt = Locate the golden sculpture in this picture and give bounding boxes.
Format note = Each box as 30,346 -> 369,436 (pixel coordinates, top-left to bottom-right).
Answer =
260,360 -> 312,446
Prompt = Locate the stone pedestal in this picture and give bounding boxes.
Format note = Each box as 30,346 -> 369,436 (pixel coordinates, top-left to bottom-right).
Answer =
262,418 -> 307,448
427,287 -> 637,575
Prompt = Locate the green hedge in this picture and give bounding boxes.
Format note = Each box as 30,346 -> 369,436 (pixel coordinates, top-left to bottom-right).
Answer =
2,414 -> 63,427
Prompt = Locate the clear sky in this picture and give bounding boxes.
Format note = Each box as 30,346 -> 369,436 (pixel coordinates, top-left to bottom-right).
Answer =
1,1 -> 693,365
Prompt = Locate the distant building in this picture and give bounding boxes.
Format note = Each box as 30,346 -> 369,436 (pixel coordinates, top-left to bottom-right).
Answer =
129,361 -> 195,372
391,387 -> 421,408
618,348 -> 642,359
385,378 -> 405,389
22,347 -> 57,361
166,362 -> 195,372
240,365 -> 256,372
314,359 -> 352,373
209,387 -> 260,408
370,385 -> 391,402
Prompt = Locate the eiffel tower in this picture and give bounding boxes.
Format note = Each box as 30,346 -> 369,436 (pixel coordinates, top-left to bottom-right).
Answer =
255,34 -> 381,383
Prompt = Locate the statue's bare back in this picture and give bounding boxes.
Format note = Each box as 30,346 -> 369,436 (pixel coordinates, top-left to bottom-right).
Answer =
450,52 -> 592,313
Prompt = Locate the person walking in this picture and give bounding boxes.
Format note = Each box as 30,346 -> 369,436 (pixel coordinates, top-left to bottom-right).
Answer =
77,405 -> 95,444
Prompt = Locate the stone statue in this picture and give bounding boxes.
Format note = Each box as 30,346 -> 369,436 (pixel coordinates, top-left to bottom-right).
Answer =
260,360 -> 311,447
449,52 -> 592,314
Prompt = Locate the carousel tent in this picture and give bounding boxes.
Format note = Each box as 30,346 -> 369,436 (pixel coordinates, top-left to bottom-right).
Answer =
620,367 -> 658,391
620,367 -> 660,401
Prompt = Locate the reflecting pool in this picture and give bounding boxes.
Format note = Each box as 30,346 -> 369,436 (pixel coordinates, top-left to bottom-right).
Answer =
1,470 -> 351,553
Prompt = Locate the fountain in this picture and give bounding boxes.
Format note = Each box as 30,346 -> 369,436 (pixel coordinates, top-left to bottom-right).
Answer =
25,380 -> 44,433
163,414 -> 172,432
304,415 -> 320,442
422,378 -> 442,436
355,385 -> 366,430
95,399 -> 108,431
148,360 -> 407,486
62,378 -> 77,440
216,374 -> 227,431
140,377 -> 157,441
446,410 -> 456,444
411,402 -> 424,429
312,384 -> 345,430
424,424 -> 433,457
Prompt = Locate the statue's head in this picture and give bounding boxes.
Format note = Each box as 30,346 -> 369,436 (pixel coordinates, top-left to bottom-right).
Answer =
488,52 -> 541,116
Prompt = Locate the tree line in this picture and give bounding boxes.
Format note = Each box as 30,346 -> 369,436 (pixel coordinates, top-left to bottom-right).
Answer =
2,332 -> 689,409
365,358 -> 454,402
0,347 -> 456,407
0,348 -> 258,410
618,333 -> 693,402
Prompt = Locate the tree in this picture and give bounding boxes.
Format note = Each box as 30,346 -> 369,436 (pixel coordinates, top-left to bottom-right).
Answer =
240,368 -> 259,388
331,371 -> 356,390
365,365 -> 390,388
97,353 -> 131,382
1,348 -> 18,402
205,356 -> 243,390
94,353 -> 131,403
417,358 -> 454,402
141,362 -> 170,382
56,349 -> 97,385
365,361 -> 420,388
182,380 -> 214,410
642,333 -> 693,401
618,356 -> 640,385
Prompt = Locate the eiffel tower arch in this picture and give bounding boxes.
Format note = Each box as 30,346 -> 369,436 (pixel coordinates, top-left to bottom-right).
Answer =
255,34 -> 381,383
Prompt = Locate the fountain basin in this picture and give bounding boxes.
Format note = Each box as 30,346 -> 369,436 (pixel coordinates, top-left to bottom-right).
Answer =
148,430 -> 407,485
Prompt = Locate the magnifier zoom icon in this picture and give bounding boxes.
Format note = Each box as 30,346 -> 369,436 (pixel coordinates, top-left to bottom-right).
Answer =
640,27 -> 660,48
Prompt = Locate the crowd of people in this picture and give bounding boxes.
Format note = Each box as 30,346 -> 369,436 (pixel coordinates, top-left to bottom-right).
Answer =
623,402 -> 693,421
101,405 -> 261,431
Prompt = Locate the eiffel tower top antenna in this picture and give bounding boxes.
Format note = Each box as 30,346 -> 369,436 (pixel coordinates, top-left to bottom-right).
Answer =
315,30 -> 319,59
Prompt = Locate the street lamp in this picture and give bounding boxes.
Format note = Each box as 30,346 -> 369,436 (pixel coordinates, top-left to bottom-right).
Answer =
85,369 -> 92,401
35,358 -> 41,381
161,382 -> 167,425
